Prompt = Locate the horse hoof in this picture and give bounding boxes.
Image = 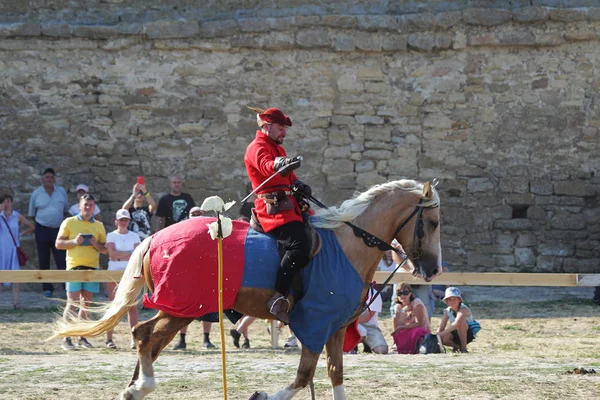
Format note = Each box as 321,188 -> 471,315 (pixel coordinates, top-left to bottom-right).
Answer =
249,391 -> 268,400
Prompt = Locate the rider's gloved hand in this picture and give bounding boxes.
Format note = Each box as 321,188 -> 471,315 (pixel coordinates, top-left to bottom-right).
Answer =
274,156 -> 301,177
293,179 -> 312,197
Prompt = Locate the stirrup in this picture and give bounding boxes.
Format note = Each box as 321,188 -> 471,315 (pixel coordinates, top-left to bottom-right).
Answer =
268,295 -> 291,323
269,296 -> 291,314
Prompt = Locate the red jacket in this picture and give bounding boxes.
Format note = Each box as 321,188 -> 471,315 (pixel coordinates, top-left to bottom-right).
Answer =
244,130 -> 303,232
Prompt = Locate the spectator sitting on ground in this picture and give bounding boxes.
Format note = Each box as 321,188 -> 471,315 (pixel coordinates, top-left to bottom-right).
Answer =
436,287 -> 480,353
105,209 -> 141,350
0,194 -> 35,309
122,182 -> 157,240
391,282 -> 430,354
355,285 -> 388,354
390,242 -> 435,319
69,184 -> 102,222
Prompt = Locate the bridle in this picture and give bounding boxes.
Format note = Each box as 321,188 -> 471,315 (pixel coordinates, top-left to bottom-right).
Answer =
304,194 -> 437,277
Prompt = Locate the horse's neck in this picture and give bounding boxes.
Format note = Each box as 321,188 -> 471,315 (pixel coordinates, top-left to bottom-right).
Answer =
334,198 -> 396,284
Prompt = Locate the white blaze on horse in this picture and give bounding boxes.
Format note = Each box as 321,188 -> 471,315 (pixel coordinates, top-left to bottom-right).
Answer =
51,179 -> 441,400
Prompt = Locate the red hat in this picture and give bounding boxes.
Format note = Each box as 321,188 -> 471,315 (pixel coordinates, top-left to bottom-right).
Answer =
259,108 -> 292,127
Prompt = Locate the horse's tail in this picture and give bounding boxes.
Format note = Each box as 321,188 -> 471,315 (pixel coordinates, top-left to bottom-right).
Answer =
49,236 -> 152,340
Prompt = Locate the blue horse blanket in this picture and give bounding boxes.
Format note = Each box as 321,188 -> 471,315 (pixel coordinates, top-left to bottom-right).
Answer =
242,227 -> 364,353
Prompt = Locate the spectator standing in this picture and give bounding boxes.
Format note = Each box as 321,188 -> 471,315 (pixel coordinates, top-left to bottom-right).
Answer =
28,168 -> 69,297
122,182 -> 157,240
105,209 -> 141,349
172,205 -> 215,351
55,194 -> 107,350
0,194 -> 35,308
155,175 -> 195,231
69,184 -> 102,222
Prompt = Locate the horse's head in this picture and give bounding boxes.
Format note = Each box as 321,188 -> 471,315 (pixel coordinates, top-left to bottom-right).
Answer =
394,181 -> 442,282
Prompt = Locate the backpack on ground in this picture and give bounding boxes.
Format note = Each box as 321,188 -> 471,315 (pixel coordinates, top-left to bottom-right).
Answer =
418,333 -> 445,354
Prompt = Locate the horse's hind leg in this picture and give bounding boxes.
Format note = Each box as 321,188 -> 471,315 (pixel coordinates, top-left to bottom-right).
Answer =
251,347 -> 320,400
325,328 -> 347,400
120,311 -> 192,400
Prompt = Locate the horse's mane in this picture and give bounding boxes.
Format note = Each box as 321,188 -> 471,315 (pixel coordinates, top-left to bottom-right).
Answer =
310,179 -> 439,229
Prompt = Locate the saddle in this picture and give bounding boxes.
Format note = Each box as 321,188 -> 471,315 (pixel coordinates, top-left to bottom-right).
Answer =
250,209 -> 322,259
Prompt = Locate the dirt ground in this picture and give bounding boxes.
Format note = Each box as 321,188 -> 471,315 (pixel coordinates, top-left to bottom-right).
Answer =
0,285 -> 598,400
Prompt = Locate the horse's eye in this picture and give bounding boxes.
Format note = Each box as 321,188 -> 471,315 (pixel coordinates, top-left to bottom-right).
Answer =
430,220 -> 439,229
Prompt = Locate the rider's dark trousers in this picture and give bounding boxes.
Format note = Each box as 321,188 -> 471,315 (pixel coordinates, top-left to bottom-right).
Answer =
270,221 -> 312,295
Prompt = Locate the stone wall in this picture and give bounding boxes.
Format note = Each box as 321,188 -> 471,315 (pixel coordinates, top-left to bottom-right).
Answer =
0,1 -> 599,273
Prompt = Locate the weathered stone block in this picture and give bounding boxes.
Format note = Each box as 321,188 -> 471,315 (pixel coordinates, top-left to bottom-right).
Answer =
512,7 -> 549,23
554,180 -> 593,196
356,170 -> 386,188
463,8 -> 512,26
356,15 -> 398,31
296,28 -> 329,48
467,177 -> 494,193
536,255 -> 563,272
563,258 -> 600,273
549,9 -> 586,22
423,113 -> 452,129
41,23 -> 70,37
407,33 -> 435,52
362,150 -> 392,160
144,20 -> 199,39
516,232 -> 537,247
355,115 -> 384,125
332,33 -> 355,51
550,212 -> 586,230
198,19 -> 238,38
322,159 -> 354,175
515,247 -> 535,266
382,34 -> 407,51
355,159 -> 375,173
494,219 -> 533,230
539,243 -> 575,257
323,146 -> 351,159
499,178 -> 529,193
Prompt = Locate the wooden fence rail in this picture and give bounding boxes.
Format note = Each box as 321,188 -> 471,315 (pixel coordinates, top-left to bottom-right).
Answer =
1,270 -> 599,286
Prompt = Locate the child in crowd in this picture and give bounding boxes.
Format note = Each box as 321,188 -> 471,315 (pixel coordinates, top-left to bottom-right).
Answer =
436,287 -> 480,353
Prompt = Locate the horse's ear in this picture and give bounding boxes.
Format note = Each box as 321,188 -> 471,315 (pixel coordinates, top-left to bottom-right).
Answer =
423,181 -> 433,200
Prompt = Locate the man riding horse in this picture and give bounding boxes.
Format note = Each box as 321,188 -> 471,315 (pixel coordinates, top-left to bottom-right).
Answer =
244,107 -> 313,323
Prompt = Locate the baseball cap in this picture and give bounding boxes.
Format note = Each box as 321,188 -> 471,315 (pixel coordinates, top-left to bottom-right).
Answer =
189,206 -> 204,218
115,209 -> 131,220
76,184 -> 89,193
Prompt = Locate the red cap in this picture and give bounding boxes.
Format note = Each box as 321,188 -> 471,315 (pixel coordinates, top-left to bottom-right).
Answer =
259,108 -> 292,127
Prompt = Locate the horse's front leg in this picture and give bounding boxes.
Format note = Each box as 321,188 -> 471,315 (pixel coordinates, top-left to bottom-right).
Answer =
325,327 -> 347,400
250,347 -> 320,400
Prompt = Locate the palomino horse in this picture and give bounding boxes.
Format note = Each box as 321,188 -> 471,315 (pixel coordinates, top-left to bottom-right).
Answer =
52,179 -> 441,400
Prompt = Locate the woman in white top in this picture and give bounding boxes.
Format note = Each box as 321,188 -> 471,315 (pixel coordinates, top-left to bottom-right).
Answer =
105,209 -> 141,349
391,282 -> 430,354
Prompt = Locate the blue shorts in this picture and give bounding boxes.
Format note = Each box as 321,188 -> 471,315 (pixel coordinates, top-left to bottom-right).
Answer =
66,281 -> 100,293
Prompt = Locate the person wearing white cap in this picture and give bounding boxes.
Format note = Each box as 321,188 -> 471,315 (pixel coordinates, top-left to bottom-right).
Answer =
436,287 -> 481,353
105,209 -> 141,350
69,184 -> 102,222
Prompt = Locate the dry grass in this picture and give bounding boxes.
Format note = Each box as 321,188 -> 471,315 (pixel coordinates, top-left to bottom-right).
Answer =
0,296 -> 599,399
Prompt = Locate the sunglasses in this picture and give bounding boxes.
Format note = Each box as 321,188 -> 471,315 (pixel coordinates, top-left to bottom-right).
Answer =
398,291 -> 411,296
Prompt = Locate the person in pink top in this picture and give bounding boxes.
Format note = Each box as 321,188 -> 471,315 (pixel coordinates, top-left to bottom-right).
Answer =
391,282 -> 431,354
